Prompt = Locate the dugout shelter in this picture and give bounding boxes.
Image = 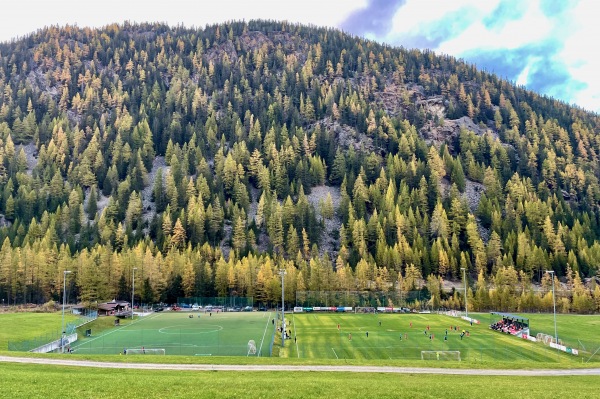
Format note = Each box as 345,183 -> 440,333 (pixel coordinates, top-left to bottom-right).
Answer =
490,312 -> 530,337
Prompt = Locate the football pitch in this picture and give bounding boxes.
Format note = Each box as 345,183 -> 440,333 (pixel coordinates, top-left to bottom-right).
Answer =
283,313 -> 596,363
72,311 -> 276,357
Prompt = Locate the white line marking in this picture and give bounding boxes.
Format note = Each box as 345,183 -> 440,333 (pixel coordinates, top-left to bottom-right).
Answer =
332,348 -> 339,359
293,313 -> 299,358
257,312 -> 271,357
71,313 -> 161,349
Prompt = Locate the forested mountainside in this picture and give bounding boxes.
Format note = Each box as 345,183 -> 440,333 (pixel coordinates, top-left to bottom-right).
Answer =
1,20 -> 600,311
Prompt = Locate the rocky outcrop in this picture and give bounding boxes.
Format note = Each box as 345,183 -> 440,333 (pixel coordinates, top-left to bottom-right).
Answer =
314,117 -> 376,153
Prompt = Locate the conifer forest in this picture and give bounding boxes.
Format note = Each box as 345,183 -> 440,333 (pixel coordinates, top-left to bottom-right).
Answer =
0,21 -> 599,312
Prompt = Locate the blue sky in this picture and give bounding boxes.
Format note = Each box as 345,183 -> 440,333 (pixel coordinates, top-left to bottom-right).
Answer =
1,0 -> 598,113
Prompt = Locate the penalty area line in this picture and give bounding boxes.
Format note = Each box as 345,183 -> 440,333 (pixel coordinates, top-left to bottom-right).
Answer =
332,348 -> 339,359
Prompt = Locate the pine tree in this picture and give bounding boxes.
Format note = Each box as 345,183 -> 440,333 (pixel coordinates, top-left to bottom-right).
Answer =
232,216 -> 247,253
171,218 -> 187,250
86,186 -> 98,219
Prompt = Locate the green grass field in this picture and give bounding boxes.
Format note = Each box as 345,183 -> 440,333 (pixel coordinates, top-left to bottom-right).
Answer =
1,311 -> 600,398
519,313 -> 600,348
0,312 -> 79,351
282,312 -> 598,364
71,311 -> 277,357
1,362 -> 599,399
2,311 -> 598,365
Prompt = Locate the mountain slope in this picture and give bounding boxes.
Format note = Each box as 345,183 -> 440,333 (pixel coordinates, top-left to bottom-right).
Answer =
0,21 -> 599,311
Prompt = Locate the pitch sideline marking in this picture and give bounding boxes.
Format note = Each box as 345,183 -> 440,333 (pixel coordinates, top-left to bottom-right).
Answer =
71,313 -> 162,349
158,324 -> 223,334
293,312 -> 299,358
257,311 -> 272,357
332,348 -> 339,359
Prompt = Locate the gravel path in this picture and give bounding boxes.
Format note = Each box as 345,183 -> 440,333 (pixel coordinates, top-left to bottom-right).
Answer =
1,356 -> 598,376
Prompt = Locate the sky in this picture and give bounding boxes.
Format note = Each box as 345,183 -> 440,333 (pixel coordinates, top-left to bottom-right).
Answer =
1,0 -> 598,113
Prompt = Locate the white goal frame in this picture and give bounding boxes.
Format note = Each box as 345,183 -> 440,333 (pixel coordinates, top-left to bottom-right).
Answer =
126,348 -> 166,355
421,350 -> 461,361
536,333 -> 562,346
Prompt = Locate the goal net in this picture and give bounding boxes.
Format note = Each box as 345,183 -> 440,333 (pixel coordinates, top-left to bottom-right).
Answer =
126,348 -> 166,355
536,333 -> 563,346
421,351 -> 461,361
247,340 -> 257,356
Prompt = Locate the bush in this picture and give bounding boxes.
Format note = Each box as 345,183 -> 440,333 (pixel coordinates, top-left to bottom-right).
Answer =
39,300 -> 57,312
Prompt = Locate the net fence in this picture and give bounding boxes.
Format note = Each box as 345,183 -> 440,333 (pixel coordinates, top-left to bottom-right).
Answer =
177,297 -> 254,308
8,310 -> 97,352
295,291 -> 430,308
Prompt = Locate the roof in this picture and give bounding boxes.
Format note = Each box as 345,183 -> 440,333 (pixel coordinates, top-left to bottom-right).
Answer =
490,312 -> 529,323
98,303 -> 118,311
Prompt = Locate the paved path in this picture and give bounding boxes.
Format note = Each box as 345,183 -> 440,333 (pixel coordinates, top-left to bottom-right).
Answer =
1,356 -> 599,376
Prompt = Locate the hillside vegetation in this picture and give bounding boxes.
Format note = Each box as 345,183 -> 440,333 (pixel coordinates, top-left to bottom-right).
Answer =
0,21 -> 599,312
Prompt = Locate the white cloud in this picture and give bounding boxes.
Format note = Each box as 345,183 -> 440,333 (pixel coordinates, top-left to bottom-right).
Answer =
556,0 -> 600,111
388,0 -> 498,35
438,0 -> 552,54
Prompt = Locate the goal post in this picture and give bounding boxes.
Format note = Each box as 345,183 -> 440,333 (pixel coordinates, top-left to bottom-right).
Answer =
247,340 -> 257,356
421,350 -> 461,361
125,348 -> 166,355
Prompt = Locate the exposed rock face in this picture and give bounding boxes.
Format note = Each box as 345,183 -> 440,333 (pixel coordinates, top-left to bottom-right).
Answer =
314,117 -> 375,153
204,40 -> 238,63
306,185 -> 342,258
420,116 -> 497,152
203,30 -> 308,65
14,143 -> 38,175
239,31 -> 273,52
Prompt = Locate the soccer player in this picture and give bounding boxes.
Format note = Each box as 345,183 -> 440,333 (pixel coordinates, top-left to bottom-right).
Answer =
366,331 -> 369,337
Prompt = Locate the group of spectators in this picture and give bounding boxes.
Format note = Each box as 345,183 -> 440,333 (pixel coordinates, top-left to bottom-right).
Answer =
490,318 -> 525,335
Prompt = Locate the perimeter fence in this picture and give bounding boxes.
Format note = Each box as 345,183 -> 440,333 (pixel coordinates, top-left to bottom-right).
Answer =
8,310 -> 97,352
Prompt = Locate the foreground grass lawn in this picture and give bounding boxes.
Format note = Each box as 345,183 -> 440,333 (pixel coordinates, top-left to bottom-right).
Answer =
0,362 -> 597,399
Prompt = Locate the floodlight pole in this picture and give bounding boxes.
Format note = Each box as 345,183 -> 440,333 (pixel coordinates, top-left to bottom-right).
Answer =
546,270 -> 558,349
279,269 -> 287,346
461,267 -> 467,318
132,267 -> 137,320
61,270 -> 72,353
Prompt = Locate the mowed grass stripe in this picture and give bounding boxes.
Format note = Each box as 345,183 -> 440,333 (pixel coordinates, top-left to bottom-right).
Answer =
284,313 -> 593,363
72,311 -> 275,356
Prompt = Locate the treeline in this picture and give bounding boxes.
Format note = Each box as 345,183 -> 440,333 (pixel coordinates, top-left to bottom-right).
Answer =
1,239 -> 599,313
0,21 -> 600,308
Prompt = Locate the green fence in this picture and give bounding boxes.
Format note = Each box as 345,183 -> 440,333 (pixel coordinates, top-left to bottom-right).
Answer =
295,291 -> 430,308
177,297 -> 254,308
